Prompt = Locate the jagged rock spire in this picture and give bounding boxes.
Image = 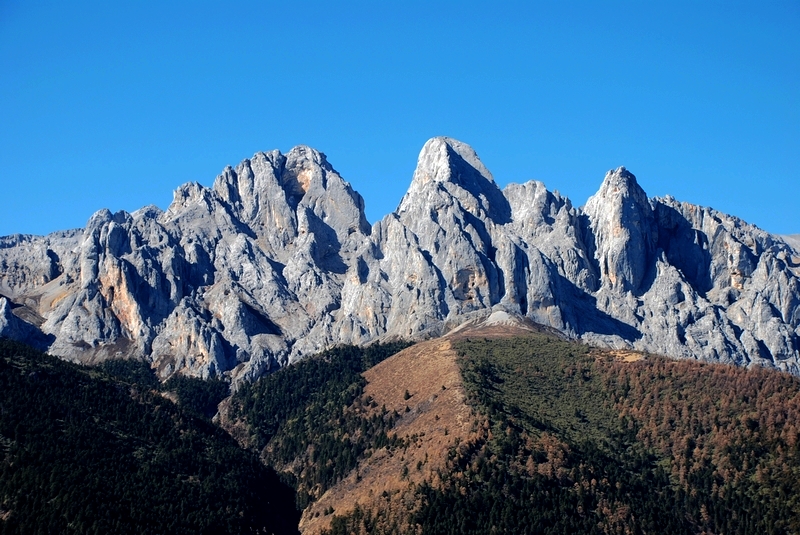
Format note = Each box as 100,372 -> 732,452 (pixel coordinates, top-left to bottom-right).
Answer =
584,166 -> 657,293
399,137 -> 510,224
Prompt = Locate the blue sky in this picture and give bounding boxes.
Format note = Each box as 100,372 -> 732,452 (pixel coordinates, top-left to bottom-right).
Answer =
1,1 -> 798,236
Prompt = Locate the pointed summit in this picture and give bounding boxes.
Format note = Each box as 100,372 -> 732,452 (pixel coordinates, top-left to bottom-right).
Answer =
595,167 -> 646,198
409,137 -> 494,189
584,166 -> 657,292
399,137 -> 510,224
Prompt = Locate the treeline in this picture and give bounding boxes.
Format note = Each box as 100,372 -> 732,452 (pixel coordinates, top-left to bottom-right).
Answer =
0,338 -> 300,535
230,341 -> 411,508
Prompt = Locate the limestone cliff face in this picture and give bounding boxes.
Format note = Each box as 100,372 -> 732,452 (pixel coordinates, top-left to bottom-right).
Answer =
1,137 -> 798,381
584,166 -> 658,293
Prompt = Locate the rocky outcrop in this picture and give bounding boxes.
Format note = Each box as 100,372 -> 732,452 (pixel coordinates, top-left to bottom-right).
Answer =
584,166 -> 657,293
1,137 -> 798,381
0,297 -> 50,350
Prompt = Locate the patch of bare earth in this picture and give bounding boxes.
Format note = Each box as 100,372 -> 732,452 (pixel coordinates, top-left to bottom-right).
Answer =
444,311 -> 567,341
298,338 -> 475,534
591,348 -> 645,362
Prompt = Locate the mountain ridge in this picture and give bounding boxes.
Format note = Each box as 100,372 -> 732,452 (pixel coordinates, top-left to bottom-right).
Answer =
1,137 -> 798,382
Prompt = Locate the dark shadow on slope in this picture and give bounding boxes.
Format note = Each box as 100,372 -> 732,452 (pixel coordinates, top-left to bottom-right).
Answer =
445,145 -> 512,225
635,251 -> 660,298
511,248 -> 641,342
1,294 -> 56,350
419,249 -> 450,318
555,274 -> 643,342
577,213 -> 601,293
240,301 -> 283,337
304,210 -> 348,275
654,202 -> 713,295
45,248 -> 64,278
511,244 -> 530,316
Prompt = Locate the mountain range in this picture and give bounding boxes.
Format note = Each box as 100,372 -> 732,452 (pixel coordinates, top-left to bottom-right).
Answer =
0,137 -> 798,382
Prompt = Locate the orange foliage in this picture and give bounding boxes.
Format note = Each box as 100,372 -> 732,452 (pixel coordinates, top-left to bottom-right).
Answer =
599,357 -> 800,494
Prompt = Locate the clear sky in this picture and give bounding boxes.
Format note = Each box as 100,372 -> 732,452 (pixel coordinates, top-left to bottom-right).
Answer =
1,1 -> 798,237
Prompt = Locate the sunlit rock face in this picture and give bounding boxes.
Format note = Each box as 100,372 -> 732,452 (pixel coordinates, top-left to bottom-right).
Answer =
1,137 -> 798,381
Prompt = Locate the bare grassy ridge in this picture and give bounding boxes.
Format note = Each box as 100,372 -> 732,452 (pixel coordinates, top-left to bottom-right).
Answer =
304,321 -> 559,533
300,339 -> 476,534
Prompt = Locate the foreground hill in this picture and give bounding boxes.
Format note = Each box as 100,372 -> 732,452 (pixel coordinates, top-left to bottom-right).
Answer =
0,339 -> 299,534
224,320 -> 800,534
1,137 -> 798,382
3,324 -> 799,534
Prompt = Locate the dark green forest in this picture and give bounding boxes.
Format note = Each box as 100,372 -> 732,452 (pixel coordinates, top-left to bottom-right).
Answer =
99,359 -> 230,421
0,339 -> 299,535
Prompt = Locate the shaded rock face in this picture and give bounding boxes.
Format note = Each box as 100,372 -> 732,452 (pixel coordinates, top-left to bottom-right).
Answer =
1,138 -> 798,381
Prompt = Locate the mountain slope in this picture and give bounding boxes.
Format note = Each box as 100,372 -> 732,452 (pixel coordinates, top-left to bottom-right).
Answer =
0,339 -> 299,534
404,337 -> 800,535
279,325 -> 799,534
0,138 -> 798,380
298,338 -> 475,534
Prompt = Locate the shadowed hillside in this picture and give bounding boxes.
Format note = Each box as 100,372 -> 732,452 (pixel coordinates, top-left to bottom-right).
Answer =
0,339 -> 300,535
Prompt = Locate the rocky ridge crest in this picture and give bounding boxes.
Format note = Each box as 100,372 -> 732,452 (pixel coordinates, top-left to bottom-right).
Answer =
1,137 -> 798,381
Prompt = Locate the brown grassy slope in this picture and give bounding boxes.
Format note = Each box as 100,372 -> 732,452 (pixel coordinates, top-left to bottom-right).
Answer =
297,338 -> 472,534
298,319 -> 552,534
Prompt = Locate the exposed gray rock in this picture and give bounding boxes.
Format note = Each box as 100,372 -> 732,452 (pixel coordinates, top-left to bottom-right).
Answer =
0,297 -> 50,350
584,166 -> 657,294
0,137 -> 797,381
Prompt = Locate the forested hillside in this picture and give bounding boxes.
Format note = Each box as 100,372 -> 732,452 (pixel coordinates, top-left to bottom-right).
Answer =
228,342 -> 413,509
0,339 -> 299,535
3,331 -> 799,534
322,335 -> 800,534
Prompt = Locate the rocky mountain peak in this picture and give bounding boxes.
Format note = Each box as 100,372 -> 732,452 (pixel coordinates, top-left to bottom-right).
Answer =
409,136 -> 494,187
601,165 -> 637,189
584,166 -> 657,293
398,137 -> 510,224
